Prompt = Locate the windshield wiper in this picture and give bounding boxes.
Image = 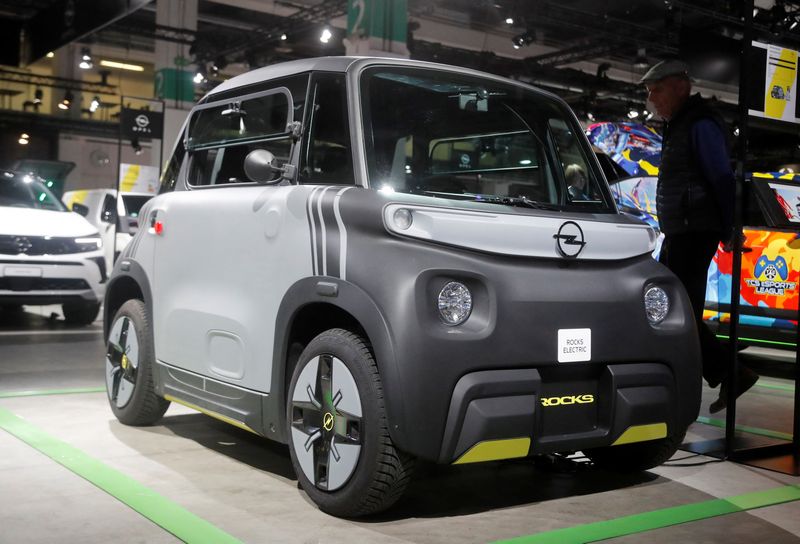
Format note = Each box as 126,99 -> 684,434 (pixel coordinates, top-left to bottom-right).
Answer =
475,194 -> 560,211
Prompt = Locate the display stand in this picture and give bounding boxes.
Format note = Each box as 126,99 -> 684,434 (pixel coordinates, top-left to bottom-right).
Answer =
681,0 -> 800,475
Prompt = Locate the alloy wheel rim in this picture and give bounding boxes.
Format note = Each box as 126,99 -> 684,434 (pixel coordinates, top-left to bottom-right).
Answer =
105,315 -> 140,408
290,354 -> 363,491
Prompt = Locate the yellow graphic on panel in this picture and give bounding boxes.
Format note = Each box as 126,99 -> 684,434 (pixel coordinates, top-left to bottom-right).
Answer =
765,48 -> 797,120
120,164 -> 141,192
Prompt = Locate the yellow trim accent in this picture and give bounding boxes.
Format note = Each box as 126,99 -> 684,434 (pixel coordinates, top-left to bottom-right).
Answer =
612,423 -> 667,446
164,394 -> 259,435
453,437 -> 531,464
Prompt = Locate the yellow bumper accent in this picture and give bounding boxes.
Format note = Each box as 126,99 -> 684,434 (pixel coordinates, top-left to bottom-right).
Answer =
453,437 -> 531,464
164,394 -> 259,435
612,423 -> 667,446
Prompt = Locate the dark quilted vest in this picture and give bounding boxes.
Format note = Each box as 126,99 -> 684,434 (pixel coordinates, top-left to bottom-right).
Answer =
657,94 -> 725,235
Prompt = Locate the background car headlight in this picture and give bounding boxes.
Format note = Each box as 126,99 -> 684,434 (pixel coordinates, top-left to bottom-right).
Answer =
74,235 -> 102,252
644,286 -> 669,324
437,281 -> 472,325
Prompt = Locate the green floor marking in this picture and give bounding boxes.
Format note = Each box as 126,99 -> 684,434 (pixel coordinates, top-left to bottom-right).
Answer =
696,415 -> 794,442
754,380 -> 795,393
0,387 -> 106,398
493,484 -> 800,544
0,407 -> 242,544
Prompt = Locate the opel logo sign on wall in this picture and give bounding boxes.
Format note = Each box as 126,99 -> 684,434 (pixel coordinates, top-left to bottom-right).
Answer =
553,221 -> 586,258
135,114 -> 150,128
323,412 -> 335,431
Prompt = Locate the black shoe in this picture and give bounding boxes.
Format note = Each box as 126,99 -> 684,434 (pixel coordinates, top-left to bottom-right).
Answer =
709,367 -> 759,414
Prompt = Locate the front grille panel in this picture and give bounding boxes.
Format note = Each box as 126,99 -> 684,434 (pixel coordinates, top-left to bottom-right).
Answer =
0,277 -> 90,291
0,235 -> 85,255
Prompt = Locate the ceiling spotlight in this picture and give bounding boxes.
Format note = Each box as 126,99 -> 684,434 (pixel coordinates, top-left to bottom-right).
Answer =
511,31 -> 534,48
79,47 -> 93,69
505,17 -> 514,24
644,110 -> 654,120
90,96 -> 100,113
634,47 -> 648,69
46,51 -> 54,58
193,71 -> 205,84
58,90 -> 74,110
280,33 -> 288,41
18,133 -> 29,145
587,112 -> 595,121
627,108 -> 640,119
320,27 -> 332,43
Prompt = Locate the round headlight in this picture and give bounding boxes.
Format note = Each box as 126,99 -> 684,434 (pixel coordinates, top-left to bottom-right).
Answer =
644,286 -> 669,324
437,281 -> 473,326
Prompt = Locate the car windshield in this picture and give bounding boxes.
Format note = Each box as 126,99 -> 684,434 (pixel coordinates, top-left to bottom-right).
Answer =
0,172 -> 66,211
360,67 -> 614,211
121,195 -> 151,217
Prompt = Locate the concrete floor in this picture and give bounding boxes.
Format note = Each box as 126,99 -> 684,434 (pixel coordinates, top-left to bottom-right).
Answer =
1,306 -> 799,543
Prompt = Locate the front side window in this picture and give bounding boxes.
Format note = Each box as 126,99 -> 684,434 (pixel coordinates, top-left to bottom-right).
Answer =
360,67 -> 613,211
0,173 -> 66,211
299,73 -> 354,184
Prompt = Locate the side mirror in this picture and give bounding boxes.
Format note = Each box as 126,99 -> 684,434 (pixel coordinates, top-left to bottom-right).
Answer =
72,202 -> 89,217
101,209 -> 117,224
244,149 -> 294,184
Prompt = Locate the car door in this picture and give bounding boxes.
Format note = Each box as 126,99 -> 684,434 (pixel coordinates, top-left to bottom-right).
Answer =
151,75 -> 312,393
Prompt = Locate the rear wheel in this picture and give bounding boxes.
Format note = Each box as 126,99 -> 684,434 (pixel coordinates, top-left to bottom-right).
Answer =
63,301 -> 101,325
286,328 -> 414,517
584,428 -> 686,472
104,299 -> 169,425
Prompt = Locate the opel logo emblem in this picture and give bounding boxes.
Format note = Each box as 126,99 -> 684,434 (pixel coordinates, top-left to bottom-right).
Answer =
323,412 -> 335,431
553,221 -> 586,258
135,114 -> 150,128
14,236 -> 32,254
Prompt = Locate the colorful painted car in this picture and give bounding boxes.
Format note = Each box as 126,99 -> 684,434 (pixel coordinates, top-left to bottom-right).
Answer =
591,122 -> 799,349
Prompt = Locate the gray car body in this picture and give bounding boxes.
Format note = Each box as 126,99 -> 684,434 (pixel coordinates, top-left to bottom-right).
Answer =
104,57 -> 701,464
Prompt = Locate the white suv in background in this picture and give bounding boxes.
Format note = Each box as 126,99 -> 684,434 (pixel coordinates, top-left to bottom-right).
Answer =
0,171 -> 105,325
62,189 -> 153,271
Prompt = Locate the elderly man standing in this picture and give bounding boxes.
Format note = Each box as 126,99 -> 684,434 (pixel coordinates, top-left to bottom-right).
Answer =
641,59 -> 758,413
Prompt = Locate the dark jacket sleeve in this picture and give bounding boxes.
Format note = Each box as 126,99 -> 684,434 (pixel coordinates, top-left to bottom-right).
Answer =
691,118 -> 735,237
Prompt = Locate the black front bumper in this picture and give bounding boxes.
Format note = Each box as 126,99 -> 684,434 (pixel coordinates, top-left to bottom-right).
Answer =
439,362 -> 678,463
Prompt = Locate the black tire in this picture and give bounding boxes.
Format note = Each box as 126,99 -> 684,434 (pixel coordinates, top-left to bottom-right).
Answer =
286,328 -> 415,517
104,299 -> 169,426
62,301 -> 101,325
583,428 -> 686,472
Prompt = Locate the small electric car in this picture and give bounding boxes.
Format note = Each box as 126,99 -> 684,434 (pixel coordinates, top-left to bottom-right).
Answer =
103,57 -> 701,517
62,188 -> 153,271
0,171 -> 105,324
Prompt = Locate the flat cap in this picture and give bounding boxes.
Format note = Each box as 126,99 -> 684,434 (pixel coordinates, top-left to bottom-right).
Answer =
639,59 -> 690,83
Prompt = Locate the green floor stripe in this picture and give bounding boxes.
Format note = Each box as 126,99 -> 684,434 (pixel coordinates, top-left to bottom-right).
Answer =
0,407 -> 242,544
696,415 -> 794,442
0,387 -> 106,398
754,381 -> 795,393
493,484 -> 800,544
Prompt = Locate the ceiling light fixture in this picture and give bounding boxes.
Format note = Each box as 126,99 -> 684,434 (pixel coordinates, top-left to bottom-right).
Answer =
320,27 -> 332,43
99,60 -> 145,72
280,33 -> 288,40
18,133 -> 29,145
90,96 -> 100,113
505,17 -> 514,24
79,47 -> 93,69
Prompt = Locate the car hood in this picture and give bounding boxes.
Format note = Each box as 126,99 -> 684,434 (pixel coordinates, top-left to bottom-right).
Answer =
0,207 -> 98,237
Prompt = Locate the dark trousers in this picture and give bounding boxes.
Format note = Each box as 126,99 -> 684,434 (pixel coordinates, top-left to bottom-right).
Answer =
659,232 -> 728,387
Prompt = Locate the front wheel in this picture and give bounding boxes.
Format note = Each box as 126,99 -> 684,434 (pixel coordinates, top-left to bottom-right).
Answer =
286,329 -> 414,517
583,428 -> 686,472
104,299 -> 169,425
